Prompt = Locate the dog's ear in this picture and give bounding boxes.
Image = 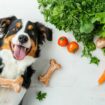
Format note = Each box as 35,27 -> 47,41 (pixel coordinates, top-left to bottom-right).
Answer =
25,21 -> 52,45
25,22 -> 52,57
0,16 -> 17,38
7,19 -> 22,36
34,22 -> 52,44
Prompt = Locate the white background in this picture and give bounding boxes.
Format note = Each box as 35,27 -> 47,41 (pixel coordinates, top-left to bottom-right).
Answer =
0,0 -> 105,105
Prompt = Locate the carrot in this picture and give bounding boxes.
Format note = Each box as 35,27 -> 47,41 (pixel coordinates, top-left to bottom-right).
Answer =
98,71 -> 105,85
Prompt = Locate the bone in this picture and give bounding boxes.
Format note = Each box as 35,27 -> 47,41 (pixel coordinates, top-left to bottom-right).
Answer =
0,76 -> 23,93
38,59 -> 61,86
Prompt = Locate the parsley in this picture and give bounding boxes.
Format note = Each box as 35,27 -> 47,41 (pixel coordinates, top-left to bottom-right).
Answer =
38,0 -> 105,65
36,91 -> 47,101
90,57 -> 100,65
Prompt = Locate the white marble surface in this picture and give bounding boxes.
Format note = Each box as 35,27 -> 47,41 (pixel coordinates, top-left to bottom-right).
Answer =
0,0 -> 105,105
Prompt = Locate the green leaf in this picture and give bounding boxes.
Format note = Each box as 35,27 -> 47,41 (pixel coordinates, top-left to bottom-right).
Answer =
82,42 -> 96,57
36,91 -> 47,101
94,12 -> 105,24
97,25 -> 105,38
91,16 -> 101,24
82,46 -> 92,58
90,56 -> 100,65
86,42 -> 96,51
99,30 -> 105,37
80,20 -> 94,34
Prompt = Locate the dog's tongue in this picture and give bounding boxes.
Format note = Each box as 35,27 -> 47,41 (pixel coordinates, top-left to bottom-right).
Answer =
13,45 -> 26,60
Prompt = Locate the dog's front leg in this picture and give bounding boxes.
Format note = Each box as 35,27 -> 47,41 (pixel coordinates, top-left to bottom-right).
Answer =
22,66 -> 35,89
18,66 -> 35,105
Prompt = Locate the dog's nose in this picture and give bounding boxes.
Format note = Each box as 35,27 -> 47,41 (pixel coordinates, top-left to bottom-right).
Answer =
18,35 -> 28,44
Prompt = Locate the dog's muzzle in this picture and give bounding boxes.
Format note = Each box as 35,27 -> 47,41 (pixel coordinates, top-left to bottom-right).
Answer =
11,34 -> 31,60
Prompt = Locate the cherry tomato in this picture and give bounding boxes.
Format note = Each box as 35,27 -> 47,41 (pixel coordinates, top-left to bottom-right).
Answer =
58,36 -> 69,47
67,41 -> 79,53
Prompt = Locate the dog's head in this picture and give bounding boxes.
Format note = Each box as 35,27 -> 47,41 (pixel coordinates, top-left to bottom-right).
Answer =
0,16 -> 52,60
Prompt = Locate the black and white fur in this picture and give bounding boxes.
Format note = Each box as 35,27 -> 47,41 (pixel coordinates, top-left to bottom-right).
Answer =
0,16 -> 52,105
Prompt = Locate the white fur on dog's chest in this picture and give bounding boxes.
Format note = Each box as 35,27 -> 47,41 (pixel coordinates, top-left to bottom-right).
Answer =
0,49 -> 36,79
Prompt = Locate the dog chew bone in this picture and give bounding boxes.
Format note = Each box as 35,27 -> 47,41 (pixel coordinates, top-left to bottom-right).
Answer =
0,76 -> 23,92
38,59 -> 61,86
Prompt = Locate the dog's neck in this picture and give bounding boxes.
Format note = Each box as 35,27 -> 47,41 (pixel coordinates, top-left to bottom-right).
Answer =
0,49 -> 36,79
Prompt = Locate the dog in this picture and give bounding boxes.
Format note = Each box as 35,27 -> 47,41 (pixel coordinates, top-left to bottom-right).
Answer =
0,16 -> 52,105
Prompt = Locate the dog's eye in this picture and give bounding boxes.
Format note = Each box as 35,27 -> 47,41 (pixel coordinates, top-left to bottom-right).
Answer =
12,28 -> 16,32
10,27 -> 20,35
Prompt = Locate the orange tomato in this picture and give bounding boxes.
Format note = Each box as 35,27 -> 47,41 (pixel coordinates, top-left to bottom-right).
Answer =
58,36 -> 69,47
67,41 -> 79,53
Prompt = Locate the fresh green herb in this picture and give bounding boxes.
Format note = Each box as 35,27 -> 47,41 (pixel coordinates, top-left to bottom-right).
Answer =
38,0 -> 105,65
36,91 -> 47,101
90,56 -> 100,65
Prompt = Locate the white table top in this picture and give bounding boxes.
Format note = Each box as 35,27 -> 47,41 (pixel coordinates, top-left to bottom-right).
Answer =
0,0 -> 105,105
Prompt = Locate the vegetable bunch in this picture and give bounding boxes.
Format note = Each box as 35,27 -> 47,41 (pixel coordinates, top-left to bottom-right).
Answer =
38,0 -> 105,65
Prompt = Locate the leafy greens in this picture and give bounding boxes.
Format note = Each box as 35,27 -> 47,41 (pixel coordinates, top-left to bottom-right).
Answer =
38,0 -> 105,65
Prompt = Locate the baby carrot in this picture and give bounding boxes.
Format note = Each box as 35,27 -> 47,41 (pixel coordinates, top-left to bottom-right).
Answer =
98,71 -> 105,85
